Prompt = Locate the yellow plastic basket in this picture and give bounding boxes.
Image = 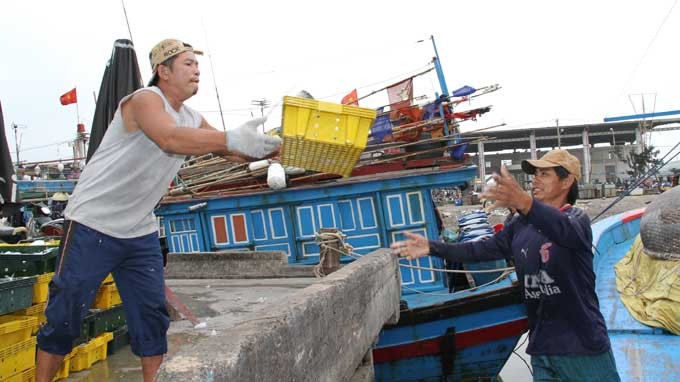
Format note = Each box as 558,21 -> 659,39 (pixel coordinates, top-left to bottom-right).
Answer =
52,351 -> 75,381
69,332 -> 113,372
0,316 -> 36,348
280,96 -> 376,177
93,283 -> 122,309
3,367 -> 34,382
15,302 -> 46,334
33,272 -> 53,304
0,337 -> 36,380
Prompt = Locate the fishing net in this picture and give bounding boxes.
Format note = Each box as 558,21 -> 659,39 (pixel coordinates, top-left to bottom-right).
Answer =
615,235 -> 680,335
615,186 -> 680,334
640,186 -> 680,260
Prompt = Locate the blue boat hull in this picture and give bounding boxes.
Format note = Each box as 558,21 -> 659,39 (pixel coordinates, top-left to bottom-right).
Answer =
592,209 -> 680,381
373,281 -> 527,381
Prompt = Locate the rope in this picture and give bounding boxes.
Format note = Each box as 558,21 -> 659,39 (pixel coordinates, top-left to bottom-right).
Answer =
401,270 -> 512,297
314,231 -> 353,278
321,243 -> 514,275
313,230 -> 515,297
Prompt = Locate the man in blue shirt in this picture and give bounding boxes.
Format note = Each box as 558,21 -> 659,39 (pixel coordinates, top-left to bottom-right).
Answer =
392,149 -> 620,381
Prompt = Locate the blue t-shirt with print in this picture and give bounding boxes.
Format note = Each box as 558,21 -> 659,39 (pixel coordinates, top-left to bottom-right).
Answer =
429,199 -> 611,356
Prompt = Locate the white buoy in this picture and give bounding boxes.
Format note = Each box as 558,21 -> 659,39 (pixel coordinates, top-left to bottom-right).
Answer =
284,166 -> 306,175
267,163 -> 287,190
248,159 -> 270,172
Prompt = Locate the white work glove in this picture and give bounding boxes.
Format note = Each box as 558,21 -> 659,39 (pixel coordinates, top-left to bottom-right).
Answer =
226,117 -> 282,159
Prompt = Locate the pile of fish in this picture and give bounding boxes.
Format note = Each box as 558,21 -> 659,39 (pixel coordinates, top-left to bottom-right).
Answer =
457,210 -> 494,243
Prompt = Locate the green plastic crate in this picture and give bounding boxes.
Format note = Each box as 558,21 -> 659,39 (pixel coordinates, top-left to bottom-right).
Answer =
0,244 -> 58,254
90,305 -> 126,338
0,247 -> 59,277
107,325 -> 130,355
73,314 -> 94,347
0,277 -> 36,315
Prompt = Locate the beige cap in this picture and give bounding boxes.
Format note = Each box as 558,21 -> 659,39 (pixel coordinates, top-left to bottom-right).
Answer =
521,149 -> 582,180
148,39 -> 203,86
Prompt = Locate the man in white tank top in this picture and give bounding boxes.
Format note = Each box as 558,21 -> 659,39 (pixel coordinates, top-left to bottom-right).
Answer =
36,39 -> 281,382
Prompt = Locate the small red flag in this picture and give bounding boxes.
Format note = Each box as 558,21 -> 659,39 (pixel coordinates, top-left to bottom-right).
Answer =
341,89 -> 359,106
60,88 -> 77,105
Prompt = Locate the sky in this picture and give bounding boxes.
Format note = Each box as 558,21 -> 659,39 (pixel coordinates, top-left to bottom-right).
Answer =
2,0 -> 680,163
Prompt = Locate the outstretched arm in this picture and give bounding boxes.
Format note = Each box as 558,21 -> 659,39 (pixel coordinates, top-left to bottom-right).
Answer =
123,92 -> 281,159
390,229 -> 513,263
124,91 -> 229,155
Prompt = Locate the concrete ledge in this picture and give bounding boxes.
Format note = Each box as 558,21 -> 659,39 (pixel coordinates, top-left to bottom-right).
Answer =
157,248 -> 400,382
165,251 -> 316,279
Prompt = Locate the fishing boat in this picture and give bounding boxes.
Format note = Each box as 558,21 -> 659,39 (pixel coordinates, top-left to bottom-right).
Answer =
592,189 -> 680,381
154,36 -> 528,381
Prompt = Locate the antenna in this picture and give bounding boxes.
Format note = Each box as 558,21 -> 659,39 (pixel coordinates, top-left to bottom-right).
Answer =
201,19 -> 227,132
11,123 -> 27,164
120,0 -> 134,41
251,98 -> 270,133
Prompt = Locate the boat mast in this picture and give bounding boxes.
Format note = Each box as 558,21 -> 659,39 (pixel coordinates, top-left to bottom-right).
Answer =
427,35 -> 453,136
429,35 -> 449,97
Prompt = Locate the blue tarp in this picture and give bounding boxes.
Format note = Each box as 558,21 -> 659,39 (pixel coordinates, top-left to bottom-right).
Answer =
452,85 -> 476,97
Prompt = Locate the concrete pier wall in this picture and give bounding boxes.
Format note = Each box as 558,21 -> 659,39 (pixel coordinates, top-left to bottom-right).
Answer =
165,251 -> 315,279
157,248 -> 401,382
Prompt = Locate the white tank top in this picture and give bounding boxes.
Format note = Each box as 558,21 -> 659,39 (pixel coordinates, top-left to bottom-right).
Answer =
65,86 -> 202,238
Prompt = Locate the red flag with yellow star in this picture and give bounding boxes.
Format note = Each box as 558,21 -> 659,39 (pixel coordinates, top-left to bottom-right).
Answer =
341,89 -> 359,106
59,88 -> 77,105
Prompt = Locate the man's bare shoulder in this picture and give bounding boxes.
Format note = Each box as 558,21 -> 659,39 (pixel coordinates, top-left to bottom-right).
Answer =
121,89 -> 166,133
126,89 -> 163,108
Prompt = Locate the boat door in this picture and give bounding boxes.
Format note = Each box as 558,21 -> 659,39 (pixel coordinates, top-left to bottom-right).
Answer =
292,200 -> 341,263
291,196 -> 384,264
164,214 -> 203,253
382,189 -> 439,289
249,206 -> 296,260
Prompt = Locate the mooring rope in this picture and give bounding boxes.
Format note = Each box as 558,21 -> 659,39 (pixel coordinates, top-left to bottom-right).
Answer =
316,232 -> 514,274
314,230 -> 516,295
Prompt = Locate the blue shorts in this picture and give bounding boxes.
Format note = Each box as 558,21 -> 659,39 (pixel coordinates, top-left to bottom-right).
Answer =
37,220 -> 169,357
531,348 -> 621,382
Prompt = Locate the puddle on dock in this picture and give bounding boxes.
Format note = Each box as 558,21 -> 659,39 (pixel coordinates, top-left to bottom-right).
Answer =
61,333 -> 204,381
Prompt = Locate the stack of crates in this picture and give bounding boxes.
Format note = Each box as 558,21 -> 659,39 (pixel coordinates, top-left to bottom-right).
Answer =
0,243 -> 54,382
0,312 -> 37,381
0,244 -> 129,380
